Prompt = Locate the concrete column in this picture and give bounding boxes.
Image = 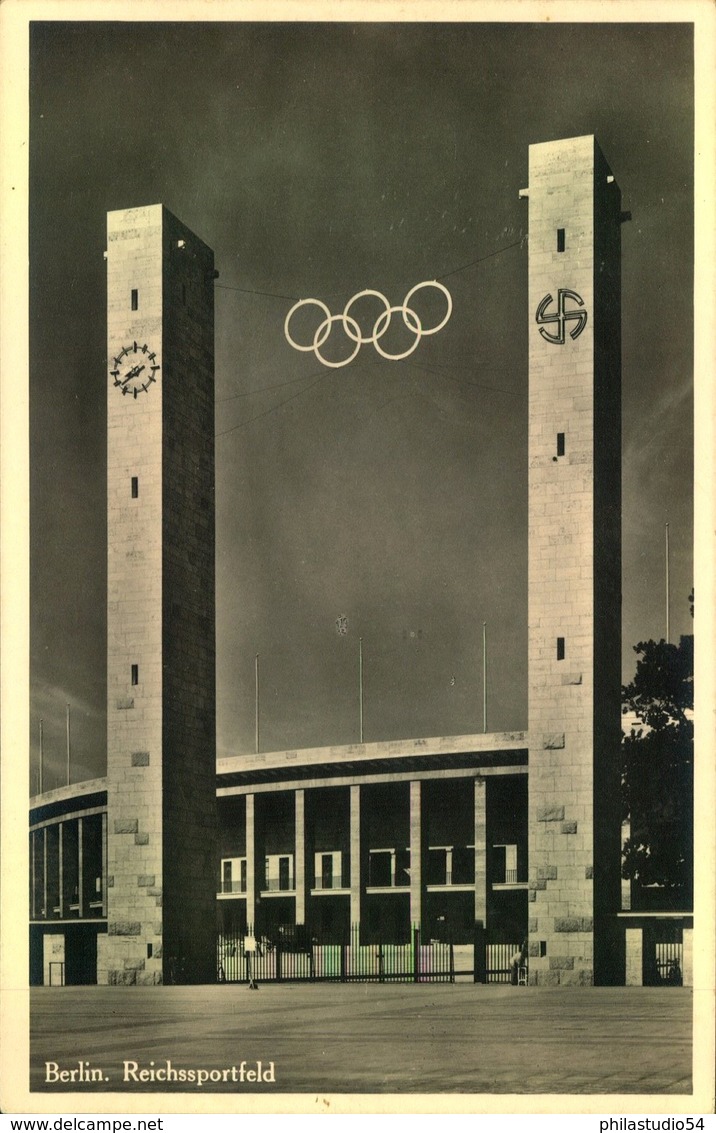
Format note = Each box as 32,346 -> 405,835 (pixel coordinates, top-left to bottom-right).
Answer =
295,789 -> 305,926
105,206 -> 217,985
682,928 -> 693,987
350,785 -> 361,928
245,794 -> 255,929
625,927 -> 643,986
620,820 -> 631,910
526,137 -> 623,986
409,781 -> 422,929
101,811 -> 107,918
474,777 -> 487,925
77,817 -> 84,918
44,933 -> 66,986
31,831 -> 36,920
43,827 -> 48,919
58,821 -> 64,919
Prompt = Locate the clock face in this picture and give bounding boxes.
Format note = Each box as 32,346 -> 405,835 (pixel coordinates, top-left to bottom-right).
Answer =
110,341 -> 160,398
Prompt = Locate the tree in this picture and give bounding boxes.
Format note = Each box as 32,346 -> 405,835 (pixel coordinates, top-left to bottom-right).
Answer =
621,634 -> 693,906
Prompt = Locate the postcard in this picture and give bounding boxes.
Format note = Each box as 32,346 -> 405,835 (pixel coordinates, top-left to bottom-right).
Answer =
1,0 -> 714,1118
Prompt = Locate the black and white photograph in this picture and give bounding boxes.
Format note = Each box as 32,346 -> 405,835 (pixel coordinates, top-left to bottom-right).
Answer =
1,0 -> 714,1116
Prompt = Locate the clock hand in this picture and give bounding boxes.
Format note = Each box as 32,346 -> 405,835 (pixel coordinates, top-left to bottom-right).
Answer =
121,364 -> 146,385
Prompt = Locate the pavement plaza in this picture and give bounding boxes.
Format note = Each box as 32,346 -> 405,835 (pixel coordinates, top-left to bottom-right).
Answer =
29,984 -> 693,1097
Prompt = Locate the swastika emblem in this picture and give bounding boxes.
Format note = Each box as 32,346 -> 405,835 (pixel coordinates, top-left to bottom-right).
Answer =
535,288 -> 588,344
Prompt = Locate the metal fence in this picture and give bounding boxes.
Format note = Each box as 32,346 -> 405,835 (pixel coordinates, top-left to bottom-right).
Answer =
652,940 -> 683,986
217,924 -> 454,984
486,942 -> 520,983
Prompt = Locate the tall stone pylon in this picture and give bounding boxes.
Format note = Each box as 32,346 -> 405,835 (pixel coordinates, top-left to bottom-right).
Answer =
526,137 -> 623,985
99,205 -> 217,985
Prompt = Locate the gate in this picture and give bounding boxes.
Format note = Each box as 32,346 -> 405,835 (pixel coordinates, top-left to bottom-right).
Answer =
217,924 -> 454,984
652,938 -> 684,983
643,923 -> 684,986
486,942 -> 520,984
650,940 -> 683,985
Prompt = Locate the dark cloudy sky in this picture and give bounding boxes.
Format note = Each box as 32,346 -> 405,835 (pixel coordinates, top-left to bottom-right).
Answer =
28,17 -> 694,789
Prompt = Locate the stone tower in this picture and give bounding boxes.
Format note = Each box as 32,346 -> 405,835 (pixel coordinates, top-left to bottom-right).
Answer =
98,205 -> 217,985
526,136 -> 623,985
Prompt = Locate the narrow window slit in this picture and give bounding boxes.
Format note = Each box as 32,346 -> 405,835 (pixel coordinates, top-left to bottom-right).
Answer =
557,228 -> 566,253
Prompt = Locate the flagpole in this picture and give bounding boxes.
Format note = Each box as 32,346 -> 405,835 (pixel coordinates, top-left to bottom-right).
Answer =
39,718 -> 44,795
482,622 -> 487,734
665,522 -> 670,643
66,703 -> 71,786
255,654 -> 260,754
359,637 -> 364,743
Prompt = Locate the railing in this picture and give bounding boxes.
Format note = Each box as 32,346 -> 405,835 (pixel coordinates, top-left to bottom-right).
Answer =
217,924 -> 454,984
263,877 -> 294,892
225,871 -> 526,893
426,871 -> 453,886
486,942 -> 521,983
312,875 -> 344,890
218,880 -> 246,894
492,869 -> 523,885
366,879 -> 408,889
217,928 -> 530,984
652,941 -> 683,986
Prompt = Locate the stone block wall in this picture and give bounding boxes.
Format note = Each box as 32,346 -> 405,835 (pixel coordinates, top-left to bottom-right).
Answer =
625,927 -> 642,986
526,137 -> 622,985
102,206 -> 165,985
100,206 -> 216,985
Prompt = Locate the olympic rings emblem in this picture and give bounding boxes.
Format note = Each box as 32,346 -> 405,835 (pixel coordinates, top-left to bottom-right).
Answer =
284,281 -> 452,368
